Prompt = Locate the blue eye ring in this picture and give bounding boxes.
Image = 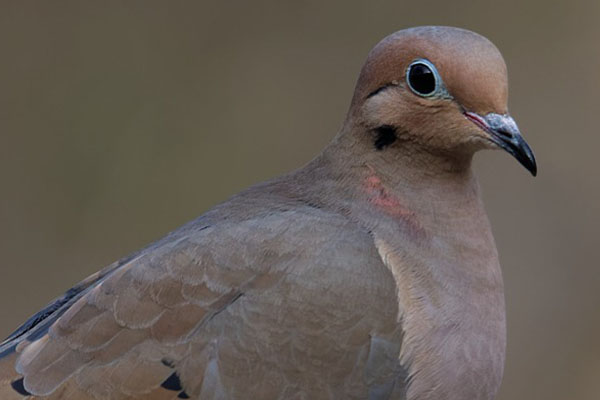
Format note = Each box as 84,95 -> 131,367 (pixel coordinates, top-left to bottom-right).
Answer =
406,59 -> 452,99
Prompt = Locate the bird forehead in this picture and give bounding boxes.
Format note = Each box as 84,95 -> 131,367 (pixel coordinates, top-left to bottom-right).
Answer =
359,26 -> 509,114
429,30 -> 508,114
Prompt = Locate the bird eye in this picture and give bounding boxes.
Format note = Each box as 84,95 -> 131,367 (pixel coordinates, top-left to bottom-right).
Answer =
406,59 -> 440,97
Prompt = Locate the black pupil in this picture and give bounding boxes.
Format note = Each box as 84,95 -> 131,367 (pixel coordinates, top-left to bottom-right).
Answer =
408,63 -> 436,95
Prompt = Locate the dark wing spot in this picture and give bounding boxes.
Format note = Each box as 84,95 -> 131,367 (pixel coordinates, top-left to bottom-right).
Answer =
161,371 -> 191,398
11,378 -> 31,396
161,372 -> 183,391
161,358 -> 175,368
373,125 -> 398,150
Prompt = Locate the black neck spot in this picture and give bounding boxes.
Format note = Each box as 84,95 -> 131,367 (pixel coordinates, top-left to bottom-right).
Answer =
373,125 -> 397,150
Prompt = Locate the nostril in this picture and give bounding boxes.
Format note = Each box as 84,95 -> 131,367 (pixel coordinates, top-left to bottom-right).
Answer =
494,128 -> 514,139
482,113 -> 521,141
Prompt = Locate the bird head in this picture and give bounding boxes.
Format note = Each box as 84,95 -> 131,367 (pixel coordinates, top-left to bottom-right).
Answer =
347,26 -> 537,176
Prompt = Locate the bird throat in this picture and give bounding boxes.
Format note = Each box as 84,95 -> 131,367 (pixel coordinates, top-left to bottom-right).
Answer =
362,170 -> 425,238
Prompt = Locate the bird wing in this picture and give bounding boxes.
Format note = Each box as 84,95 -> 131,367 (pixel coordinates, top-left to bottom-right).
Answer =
0,208 -> 404,399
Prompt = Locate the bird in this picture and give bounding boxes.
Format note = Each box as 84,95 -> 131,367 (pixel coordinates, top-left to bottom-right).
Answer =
0,26 -> 536,400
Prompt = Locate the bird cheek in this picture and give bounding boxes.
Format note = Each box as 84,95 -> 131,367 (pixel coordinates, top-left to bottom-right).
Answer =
442,112 -> 488,144
362,98 -> 406,128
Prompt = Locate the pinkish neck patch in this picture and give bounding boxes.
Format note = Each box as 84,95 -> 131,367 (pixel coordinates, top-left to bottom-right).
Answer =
364,175 -> 410,217
363,172 -> 424,235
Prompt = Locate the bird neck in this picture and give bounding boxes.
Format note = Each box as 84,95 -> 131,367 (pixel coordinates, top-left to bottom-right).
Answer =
315,124 -> 480,215
286,128 -> 506,399
319,127 -> 506,398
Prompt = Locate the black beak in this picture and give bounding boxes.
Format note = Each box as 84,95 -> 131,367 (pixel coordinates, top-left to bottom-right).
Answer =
465,112 -> 537,176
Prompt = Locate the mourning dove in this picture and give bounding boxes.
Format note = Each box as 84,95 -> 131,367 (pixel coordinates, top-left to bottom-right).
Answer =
0,26 -> 536,400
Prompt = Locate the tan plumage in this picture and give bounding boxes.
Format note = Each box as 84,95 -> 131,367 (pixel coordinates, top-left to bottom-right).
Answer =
0,26 -> 535,400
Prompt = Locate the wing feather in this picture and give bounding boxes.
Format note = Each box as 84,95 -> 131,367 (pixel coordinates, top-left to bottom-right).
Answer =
1,209 -> 404,399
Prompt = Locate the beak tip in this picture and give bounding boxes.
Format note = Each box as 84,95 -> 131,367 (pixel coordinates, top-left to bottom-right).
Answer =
525,150 -> 537,177
530,166 -> 537,177
519,151 -> 537,177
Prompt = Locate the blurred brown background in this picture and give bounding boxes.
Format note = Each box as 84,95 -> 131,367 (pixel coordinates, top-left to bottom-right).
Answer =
0,1 -> 598,399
